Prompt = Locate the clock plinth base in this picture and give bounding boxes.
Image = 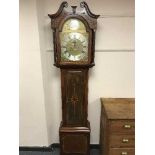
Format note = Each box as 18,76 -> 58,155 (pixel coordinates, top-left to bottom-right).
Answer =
59,121 -> 90,155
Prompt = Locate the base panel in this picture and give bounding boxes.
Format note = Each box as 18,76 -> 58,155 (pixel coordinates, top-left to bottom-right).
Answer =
59,121 -> 90,155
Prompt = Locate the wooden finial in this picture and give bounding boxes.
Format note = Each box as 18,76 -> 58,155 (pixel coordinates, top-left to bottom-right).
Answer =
71,6 -> 77,14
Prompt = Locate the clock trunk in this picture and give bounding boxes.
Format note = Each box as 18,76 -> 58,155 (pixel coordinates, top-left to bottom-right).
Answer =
61,68 -> 88,127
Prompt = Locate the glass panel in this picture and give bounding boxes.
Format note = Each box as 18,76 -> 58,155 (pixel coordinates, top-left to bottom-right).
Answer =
60,19 -> 89,62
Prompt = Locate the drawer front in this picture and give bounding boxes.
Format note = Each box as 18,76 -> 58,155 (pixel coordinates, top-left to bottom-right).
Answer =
109,135 -> 135,148
109,120 -> 135,134
109,148 -> 135,155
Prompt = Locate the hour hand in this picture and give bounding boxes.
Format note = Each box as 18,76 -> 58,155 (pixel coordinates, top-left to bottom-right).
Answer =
72,40 -> 76,47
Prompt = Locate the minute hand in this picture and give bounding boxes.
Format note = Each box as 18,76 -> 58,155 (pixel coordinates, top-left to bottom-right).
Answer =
73,40 -> 76,48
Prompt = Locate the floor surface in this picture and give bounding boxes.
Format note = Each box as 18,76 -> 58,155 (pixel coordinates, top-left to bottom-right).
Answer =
20,148 -> 100,155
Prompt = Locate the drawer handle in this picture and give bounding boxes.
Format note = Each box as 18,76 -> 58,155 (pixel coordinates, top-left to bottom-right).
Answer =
122,138 -> 129,143
121,152 -> 128,155
124,124 -> 131,128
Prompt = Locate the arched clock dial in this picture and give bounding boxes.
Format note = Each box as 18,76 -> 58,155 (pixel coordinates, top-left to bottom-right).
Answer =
60,19 -> 89,62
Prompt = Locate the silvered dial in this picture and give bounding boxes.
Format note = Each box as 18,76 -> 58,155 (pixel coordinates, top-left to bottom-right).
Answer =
60,19 -> 89,62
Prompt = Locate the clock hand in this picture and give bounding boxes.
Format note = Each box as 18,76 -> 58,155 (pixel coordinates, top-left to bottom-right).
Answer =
68,53 -> 71,57
73,35 -> 77,48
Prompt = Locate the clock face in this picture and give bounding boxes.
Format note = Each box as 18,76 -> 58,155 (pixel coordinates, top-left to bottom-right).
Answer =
60,19 -> 89,62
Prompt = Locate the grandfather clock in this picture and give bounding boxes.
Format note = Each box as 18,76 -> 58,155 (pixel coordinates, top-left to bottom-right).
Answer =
48,1 -> 99,155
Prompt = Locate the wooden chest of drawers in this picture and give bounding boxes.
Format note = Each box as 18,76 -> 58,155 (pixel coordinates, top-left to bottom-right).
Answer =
100,98 -> 135,155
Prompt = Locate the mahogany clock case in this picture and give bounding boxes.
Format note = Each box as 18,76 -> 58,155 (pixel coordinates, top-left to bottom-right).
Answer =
48,1 -> 99,155
61,68 -> 88,127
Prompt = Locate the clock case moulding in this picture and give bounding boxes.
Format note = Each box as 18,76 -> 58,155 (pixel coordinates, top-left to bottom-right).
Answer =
48,1 -> 99,69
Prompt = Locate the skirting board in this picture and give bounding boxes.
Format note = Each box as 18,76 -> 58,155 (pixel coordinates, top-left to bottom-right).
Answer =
19,143 -> 100,151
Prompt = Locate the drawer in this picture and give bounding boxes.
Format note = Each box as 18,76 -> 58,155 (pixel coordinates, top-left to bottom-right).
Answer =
109,120 -> 135,134
109,135 -> 135,148
109,148 -> 135,155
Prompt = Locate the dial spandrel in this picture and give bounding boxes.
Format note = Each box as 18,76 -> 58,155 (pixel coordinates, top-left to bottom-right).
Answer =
60,19 -> 89,62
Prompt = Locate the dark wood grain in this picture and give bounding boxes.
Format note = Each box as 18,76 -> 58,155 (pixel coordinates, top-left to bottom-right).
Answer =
109,120 -> 135,134
61,69 -> 88,126
48,2 -> 99,155
101,100 -> 135,119
100,98 -> 135,155
109,148 -> 135,155
109,135 -> 135,148
59,121 -> 90,155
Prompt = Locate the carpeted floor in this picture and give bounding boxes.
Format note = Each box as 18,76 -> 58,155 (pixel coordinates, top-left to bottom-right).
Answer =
19,148 -> 100,155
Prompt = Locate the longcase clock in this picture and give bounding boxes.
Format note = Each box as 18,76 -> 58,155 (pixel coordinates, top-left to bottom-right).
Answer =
48,1 -> 99,155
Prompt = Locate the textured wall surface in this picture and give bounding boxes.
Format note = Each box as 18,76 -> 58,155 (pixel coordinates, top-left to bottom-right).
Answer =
19,0 -> 48,146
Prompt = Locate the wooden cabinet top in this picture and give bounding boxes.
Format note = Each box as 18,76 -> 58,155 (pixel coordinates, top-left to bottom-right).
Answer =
101,98 -> 135,120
